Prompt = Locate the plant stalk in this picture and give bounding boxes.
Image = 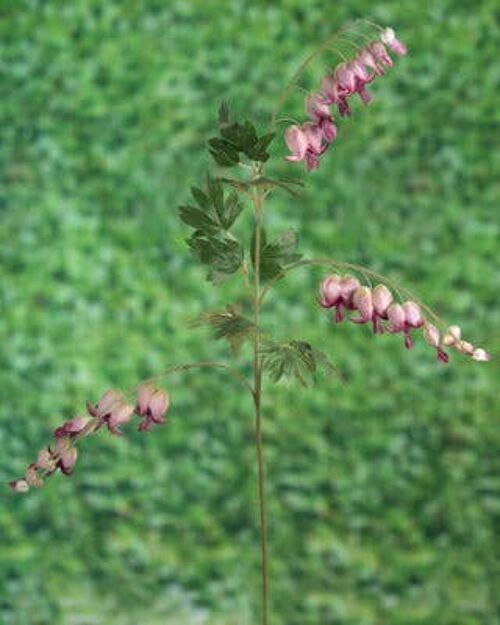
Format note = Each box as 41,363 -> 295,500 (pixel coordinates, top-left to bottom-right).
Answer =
251,168 -> 269,625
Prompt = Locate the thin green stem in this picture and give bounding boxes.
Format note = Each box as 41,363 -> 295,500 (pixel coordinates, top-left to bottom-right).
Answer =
251,164 -> 270,625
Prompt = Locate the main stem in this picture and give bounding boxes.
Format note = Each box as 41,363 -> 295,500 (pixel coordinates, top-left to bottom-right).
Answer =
251,166 -> 269,625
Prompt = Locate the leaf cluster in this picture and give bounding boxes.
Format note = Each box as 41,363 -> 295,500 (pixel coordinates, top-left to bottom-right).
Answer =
179,177 -> 245,282
251,227 -> 302,281
208,102 -> 275,167
260,340 -> 338,387
194,305 -> 255,355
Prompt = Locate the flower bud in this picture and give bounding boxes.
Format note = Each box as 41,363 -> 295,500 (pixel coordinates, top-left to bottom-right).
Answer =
25,465 -> 43,488
372,284 -> 393,316
380,27 -> 407,56
9,479 -> 29,493
136,384 -> 170,431
369,42 -> 394,68
443,325 -> 461,346
456,340 -> 474,356
423,323 -> 440,348
472,348 -> 491,362
35,448 -> 55,472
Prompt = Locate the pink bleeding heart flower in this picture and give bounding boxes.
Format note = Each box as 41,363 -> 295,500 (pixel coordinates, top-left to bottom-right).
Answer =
305,94 -> 337,143
357,48 -> 384,77
423,323 -> 449,363
53,438 -> 78,475
351,286 -> 374,324
372,284 -> 393,333
369,42 -> 394,70
87,390 -> 134,435
319,274 -> 342,308
54,415 -> 90,439
284,124 -> 308,163
136,384 -> 170,432
319,274 -> 360,323
402,301 -> 424,348
380,27 -> 407,56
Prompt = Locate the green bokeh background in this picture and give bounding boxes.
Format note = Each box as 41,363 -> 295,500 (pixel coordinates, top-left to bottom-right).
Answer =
1,1 -> 499,624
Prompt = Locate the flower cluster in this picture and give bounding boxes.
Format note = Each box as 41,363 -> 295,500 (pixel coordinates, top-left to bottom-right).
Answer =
285,27 -> 407,170
9,383 -> 170,493
319,273 -> 491,363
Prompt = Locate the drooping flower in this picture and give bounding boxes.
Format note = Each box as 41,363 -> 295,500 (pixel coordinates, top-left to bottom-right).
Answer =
284,122 -> 326,171
423,323 -> 449,363
87,389 -> 134,435
53,438 -> 79,475
380,27 -> 407,56
135,384 -> 170,432
319,273 -> 360,322
318,274 -> 490,365
305,94 -> 337,142
285,25 -> 407,171
54,415 -> 90,439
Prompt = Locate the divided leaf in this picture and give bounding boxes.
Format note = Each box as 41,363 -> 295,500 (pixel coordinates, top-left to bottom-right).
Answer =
194,305 -> 255,355
251,227 -> 302,281
260,340 -> 339,387
208,104 -> 276,166
187,230 -> 243,283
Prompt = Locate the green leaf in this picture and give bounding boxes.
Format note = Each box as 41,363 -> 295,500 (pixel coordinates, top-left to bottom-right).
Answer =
178,205 -> 218,231
260,340 -> 340,386
223,191 -> 244,229
251,228 -> 302,281
208,137 -> 240,167
194,305 -> 255,355
245,132 -> 275,162
187,231 -> 243,282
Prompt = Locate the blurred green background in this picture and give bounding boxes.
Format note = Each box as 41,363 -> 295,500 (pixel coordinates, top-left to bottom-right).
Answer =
1,1 -> 499,624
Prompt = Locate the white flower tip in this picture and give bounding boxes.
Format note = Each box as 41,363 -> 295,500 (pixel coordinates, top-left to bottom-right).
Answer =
472,348 -> 491,362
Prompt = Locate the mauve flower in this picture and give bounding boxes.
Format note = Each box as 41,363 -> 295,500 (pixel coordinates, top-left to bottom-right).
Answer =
380,27 -> 407,56
54,439 -> 78,475
9,479 -> 29,493
54,415 -> 90,439
87,389 -> 134,435
25,465 -> 43,488
284,123 -> 326,171
87,389 -> 122,419
423,323 -> 449,363
284,125 -> 308,163
35,448 -> 56,473
136,384 -> 170,432
372,284 -> 393,332
387,303 -> 406,333
369,42 -> 394,69
321,274 -> 360,324
351,286 -> 374,324
305,94 -> 337,143
357,48 -> 384,77
319,274 -> 342,308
